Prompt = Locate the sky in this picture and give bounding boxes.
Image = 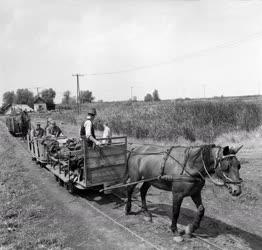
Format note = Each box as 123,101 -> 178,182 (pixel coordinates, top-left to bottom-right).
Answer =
1,0 -> 262,103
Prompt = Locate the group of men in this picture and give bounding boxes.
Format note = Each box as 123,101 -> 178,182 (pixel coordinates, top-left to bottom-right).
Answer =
32,118 -> 63,138
32,108 -> 112,146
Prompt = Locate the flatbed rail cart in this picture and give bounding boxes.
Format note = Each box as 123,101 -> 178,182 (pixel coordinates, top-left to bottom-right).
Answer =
29,136 -> 127,194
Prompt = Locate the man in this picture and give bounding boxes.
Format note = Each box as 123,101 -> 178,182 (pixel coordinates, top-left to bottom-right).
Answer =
34,122 -> 45,138
48,120 -> 63,137
83,108 -> 101,147
45,117 -> 52,135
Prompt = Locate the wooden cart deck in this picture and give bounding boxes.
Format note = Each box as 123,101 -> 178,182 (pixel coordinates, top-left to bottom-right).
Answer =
41,136 -> 127,193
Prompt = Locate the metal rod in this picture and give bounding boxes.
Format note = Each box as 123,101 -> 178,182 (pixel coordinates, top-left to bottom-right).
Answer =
99,176 -> 160,192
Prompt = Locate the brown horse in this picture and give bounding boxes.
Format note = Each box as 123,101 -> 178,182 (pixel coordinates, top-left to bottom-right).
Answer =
124,144 -> 242,240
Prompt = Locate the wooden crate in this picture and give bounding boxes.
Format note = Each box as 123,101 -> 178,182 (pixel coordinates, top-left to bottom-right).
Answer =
83,137 -> 127,185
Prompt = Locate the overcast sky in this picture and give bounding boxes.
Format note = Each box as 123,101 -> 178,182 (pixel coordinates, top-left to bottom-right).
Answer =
1,0 -> 262,103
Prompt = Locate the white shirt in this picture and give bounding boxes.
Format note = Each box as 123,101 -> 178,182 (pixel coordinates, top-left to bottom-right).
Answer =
84,119 -> 92,138
102,126 -> 112,144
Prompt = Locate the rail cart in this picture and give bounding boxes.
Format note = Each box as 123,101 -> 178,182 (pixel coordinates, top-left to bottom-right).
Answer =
27,134 -> 68,166
27,133 -> 36,160
6,115 -> 22,136
45,136 -> 127,194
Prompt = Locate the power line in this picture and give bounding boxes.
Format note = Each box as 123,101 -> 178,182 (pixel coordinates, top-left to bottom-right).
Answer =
83,31 -> 262,76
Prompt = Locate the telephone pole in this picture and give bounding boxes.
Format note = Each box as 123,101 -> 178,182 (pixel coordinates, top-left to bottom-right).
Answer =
202,84 -> 206,98
72,73 -> 84,114
130,86 -> 133,101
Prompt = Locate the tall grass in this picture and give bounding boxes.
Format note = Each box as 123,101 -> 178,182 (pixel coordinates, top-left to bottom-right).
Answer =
52,100 -> 262,142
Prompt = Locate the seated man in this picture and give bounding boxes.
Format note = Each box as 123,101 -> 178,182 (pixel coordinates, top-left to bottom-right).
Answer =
48,120 -> 63,137
34,122 -> 45,138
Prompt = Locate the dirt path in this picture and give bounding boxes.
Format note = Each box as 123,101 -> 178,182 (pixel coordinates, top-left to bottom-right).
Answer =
0,120 -> 154,250
1,117 -> 262,249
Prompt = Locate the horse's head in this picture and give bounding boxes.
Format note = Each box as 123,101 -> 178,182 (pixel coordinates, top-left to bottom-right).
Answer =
214,145 -> 243,196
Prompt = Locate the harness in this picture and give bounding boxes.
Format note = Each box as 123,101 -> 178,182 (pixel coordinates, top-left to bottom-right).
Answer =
201,149 -> 242,185
127,145 -> 242,186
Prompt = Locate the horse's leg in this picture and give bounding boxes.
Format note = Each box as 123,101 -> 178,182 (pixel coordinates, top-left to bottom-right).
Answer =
170,193 -> 183,237
140,182 -> 152,221
125,184 -> 136,215
185,191 -> 205,237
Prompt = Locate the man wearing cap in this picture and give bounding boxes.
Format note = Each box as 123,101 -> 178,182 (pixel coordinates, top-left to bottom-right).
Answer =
45,117 -> 52,135
34,122 -> 45,138
48,120 -> 63,137
83,108 -> 101,147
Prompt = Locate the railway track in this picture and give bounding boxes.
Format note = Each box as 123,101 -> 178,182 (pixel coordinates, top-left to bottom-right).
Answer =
17,137 -> 233,250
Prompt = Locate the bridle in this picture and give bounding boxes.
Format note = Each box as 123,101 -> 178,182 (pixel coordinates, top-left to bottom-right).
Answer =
201,149 -> 243,186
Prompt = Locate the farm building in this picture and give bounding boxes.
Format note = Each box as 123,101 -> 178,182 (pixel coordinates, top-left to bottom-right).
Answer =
3,104 -> 34,115
34,97 -> 47,112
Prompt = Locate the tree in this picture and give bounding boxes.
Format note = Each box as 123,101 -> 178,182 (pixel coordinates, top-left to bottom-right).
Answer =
16,89 -> 34,107
144,93 -> 153,102
62,90 -> 71,105
80,90 -> 94,103
40,88 -> 56,110
152,89 -> 160,101
3,91 -> 15,105
62,90 -> 76,105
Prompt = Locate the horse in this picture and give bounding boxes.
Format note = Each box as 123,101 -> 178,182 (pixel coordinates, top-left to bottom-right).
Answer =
124,144 -> 243,241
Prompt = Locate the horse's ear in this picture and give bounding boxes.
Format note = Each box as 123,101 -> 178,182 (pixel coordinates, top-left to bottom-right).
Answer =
229,145 -> 243,154
235,145 -> 243,154
223,146 -> 230,155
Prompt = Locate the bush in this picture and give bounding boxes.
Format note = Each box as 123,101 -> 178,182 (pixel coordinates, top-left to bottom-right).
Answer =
51,100 -> 262,142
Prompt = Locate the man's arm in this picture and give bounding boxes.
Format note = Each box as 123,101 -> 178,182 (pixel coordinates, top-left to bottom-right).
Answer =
84,121 -> 101,145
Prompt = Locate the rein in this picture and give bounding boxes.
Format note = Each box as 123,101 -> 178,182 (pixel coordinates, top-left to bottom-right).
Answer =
201,150 -> 242,186
126,146 -> 242,186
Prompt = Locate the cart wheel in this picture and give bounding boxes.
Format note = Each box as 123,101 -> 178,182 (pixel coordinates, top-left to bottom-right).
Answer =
67,181 -> 76,195
59,179 -> 64,187
55,176 -> 59,182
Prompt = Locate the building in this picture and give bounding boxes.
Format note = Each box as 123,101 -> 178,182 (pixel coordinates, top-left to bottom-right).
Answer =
3,104 -> 34,115
34,97 -> 47,112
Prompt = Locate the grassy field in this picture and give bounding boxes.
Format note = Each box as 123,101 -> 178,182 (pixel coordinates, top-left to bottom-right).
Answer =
41,96 -> 262,143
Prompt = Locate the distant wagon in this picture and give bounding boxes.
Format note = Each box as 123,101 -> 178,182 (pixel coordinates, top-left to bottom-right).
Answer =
6,110 -> 31,137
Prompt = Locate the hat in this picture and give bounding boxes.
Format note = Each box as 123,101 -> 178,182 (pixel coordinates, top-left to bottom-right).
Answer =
88,108 -> 97,116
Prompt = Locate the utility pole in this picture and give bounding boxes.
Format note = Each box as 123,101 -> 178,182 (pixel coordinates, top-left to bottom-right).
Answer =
202,84 -> 206,98
72,73 -> 84,114
130,86 -> 133,101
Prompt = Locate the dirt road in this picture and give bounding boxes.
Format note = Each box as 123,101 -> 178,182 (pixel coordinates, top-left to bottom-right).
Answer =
1,118 -> 262,249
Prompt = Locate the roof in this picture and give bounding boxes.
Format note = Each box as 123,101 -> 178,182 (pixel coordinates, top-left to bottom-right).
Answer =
34,96 -> 46,104
3,104 -> 34,113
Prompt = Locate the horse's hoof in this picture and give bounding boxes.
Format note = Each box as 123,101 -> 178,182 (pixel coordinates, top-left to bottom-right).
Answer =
173,236 -> 184,243
143,215 -> 152,222
185,224 -> 194,235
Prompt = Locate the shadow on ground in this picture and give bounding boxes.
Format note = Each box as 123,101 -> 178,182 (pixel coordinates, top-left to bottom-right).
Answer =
149,203 -> 262,250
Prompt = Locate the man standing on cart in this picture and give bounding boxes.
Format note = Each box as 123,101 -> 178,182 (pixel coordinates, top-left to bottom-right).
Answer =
83,108 -> 101,147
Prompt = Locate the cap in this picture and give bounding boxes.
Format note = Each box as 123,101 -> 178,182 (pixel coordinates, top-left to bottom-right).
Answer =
88,108 -> 97,116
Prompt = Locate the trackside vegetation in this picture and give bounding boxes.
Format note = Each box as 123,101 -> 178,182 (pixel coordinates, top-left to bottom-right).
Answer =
53,99 -> 262,142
